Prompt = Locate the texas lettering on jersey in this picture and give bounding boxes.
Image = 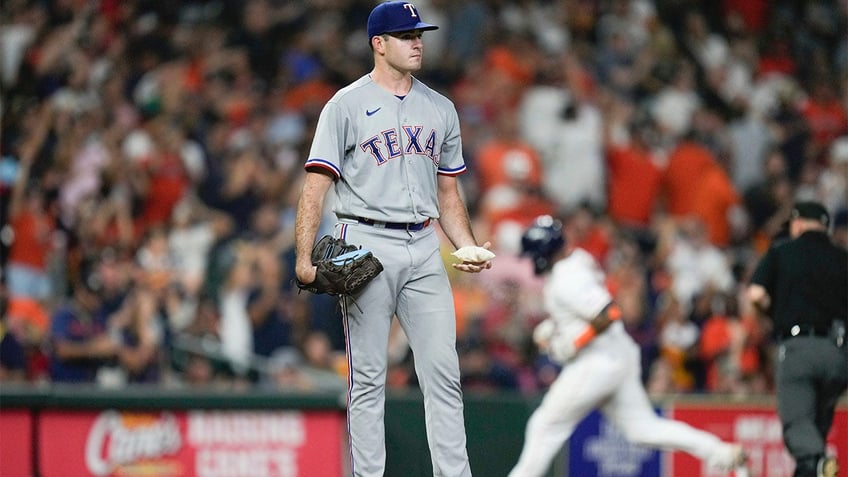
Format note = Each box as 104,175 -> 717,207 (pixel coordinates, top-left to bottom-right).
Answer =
360,126 -> 440,167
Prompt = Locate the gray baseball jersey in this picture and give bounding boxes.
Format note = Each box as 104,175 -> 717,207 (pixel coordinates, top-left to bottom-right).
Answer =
305,74 -> 466,223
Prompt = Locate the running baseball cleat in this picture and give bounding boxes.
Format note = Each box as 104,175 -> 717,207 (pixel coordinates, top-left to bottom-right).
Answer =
731,445 -> 750,477
818,456 -> 838,477
708,444 -> 750,475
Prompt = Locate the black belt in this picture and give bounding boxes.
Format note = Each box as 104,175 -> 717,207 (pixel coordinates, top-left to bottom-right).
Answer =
781,324 -> 830,339
351,216 -> 432,231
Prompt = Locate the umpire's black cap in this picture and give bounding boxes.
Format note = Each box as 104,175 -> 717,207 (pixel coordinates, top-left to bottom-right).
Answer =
791,201 -> 830,226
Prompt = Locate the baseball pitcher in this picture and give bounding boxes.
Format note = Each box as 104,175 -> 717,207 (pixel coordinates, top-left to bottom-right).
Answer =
294,2 -> 494,476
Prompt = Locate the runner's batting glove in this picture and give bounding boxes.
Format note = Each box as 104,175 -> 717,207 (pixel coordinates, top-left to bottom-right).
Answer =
548,334 -> 577,364
532,319 -> 556,350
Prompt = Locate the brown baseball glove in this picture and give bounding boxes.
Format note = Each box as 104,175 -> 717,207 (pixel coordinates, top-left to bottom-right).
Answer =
296,235 -> 383,296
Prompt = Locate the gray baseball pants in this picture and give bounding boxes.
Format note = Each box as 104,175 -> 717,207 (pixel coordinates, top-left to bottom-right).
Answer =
336,220 -> 471,477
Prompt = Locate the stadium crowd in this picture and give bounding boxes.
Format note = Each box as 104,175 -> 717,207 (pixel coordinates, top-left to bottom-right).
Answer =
1,0 -> 846,398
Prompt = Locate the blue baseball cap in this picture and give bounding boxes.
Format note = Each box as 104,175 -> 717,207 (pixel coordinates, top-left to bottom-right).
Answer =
367,1 -> 438,39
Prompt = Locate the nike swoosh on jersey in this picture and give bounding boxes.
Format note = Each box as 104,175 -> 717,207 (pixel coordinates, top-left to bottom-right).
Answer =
366,108 -> 381,116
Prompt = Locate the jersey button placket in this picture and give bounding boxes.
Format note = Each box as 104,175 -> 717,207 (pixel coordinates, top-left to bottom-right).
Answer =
399,108 -> 418,223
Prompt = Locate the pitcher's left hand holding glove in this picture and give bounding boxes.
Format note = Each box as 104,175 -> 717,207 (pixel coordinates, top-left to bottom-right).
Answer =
296,235 -> 383,296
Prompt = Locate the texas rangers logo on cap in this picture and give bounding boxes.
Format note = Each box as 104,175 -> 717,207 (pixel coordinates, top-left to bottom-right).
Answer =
367,1 -> 439,38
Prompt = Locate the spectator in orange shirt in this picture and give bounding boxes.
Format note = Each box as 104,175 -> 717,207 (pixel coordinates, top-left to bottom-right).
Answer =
689,161 -> 742,247
798,77 -> 848,160
477,109 -> 555,236
6,186 -> 56,301
699,293 -> 763,394
134,118 -> 192,231
661,136 -> 742,247
607,138 -> 663,229
604,102 -> 663,230
6,104 -> 57,304
756,37 -> 796,77
4,296 -> 50,376
565,203 -> 612,265
661,138 -> 717,218
479,34 -> 539,117
475,110 -> 543,195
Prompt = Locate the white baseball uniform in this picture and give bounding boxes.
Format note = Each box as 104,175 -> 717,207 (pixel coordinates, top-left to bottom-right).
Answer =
305,74 -> 471,477
509,248 -> 744,477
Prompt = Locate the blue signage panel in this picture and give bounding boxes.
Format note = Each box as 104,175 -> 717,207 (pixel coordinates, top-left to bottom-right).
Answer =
567,410 -> 661,477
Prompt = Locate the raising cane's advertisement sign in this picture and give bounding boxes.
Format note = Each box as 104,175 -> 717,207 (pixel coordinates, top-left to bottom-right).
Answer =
37,409 -> 344,477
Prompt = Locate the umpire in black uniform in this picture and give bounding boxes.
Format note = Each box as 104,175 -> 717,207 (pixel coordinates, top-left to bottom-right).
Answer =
747,201 -> 848,477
